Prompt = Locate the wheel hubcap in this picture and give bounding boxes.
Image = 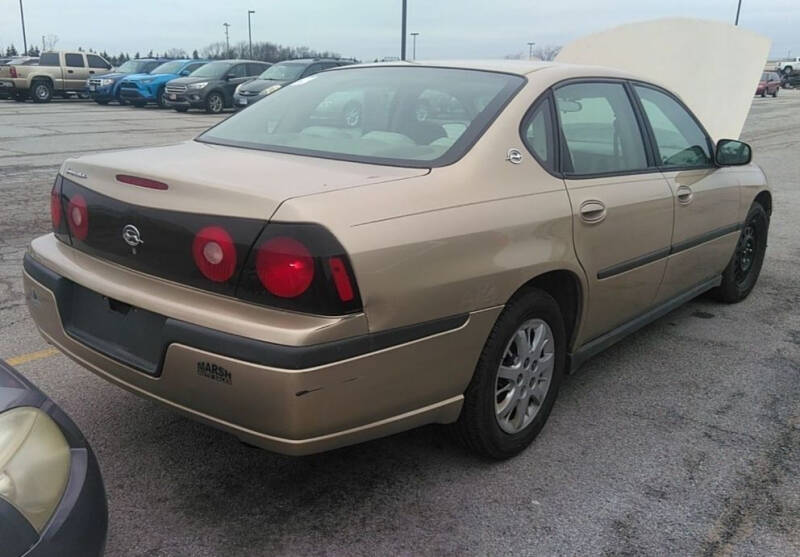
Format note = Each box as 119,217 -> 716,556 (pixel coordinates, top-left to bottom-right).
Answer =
210,96 -> 222,112
344,107 -> 360,127
495,319 -> 555,434
735,223 -> 757,282
36,86 -> 47,99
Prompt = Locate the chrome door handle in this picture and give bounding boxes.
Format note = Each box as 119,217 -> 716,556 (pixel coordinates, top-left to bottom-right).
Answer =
579,200 -> 607,223
677,185 -> 693,205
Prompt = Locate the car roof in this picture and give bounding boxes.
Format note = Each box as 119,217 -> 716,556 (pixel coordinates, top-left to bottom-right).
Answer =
335,59 -> 646,82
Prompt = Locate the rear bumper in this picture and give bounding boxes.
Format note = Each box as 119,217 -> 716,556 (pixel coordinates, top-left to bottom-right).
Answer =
24,235 -> 496,455
0,80 -> 15,95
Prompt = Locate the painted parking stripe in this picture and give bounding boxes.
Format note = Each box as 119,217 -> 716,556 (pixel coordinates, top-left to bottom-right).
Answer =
6,347 -> 60,367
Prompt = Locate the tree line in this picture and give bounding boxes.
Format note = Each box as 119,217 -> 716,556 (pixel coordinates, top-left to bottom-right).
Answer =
4,40 -> 346,66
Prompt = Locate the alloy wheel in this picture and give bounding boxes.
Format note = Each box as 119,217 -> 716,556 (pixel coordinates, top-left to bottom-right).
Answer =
494,319 -> 555,434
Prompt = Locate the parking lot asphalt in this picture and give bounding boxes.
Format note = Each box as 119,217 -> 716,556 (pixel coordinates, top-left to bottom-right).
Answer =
1,95 -> 798,557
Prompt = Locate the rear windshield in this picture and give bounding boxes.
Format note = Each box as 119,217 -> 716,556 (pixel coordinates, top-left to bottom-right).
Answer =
198,66 -> 525,167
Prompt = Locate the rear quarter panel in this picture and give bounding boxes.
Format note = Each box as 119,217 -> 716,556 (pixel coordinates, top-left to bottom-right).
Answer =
273,76 -> 586,333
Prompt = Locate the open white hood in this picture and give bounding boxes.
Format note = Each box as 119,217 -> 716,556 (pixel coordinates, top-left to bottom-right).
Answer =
556,18 -> 771,142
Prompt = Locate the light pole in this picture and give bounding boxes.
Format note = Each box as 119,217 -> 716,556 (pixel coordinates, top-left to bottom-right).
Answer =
18,0 -> 28,55
735,0 -> 742,25
248,10 -> 255,58
223,22 -> 231,56
401,0 -> 408,60
410,32 -> 419,60
528,41 -> 535,60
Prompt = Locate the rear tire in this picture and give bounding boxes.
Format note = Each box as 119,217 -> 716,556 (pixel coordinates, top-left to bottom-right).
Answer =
174,107 -> 188,113
454,288 -> 565,459
711,202 -> 768,303
760,90 -> 766,98
132,100 -> 146,108
31,80 -> 52,103
95,100 -> 109,105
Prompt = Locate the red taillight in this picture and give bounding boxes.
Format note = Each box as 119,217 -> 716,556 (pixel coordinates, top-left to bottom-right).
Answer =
67,194 -> 88,240
9,67 -> 17,78
255,237 -> 315,298
116,174 -> 169,190
328,257 -> 355,302
192,226 -> 237,282
50,187 -> 62,229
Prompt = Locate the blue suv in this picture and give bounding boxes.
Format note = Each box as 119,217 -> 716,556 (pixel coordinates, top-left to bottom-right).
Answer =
88,58 -> 170,105
119,59 -> 209,107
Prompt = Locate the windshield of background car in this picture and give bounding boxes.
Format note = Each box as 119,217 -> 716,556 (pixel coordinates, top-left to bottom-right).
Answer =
190,62 -> 232,79
117,60 -> 151,73
198,66 -> 525,167
259,62 -> 307,81
152,60 -> 185,75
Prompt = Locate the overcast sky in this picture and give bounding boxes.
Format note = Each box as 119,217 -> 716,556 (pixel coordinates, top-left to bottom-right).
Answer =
1,0 -> 797,60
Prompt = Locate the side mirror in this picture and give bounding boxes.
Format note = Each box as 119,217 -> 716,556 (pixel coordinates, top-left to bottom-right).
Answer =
716,139 -> 752,166
179,69 -> 190,76
225,73 -> 235,80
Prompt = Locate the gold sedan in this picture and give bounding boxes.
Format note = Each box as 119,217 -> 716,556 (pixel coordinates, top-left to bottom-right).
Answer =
24,61 -> 770,458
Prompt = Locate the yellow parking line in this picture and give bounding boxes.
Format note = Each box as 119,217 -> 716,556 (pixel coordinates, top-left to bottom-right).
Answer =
6,347 -> 60,367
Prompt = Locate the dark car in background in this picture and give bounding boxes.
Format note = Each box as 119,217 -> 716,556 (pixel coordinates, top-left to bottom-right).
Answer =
88,58 -> 170,105
756,71 -> 781,97
164,59 -> 270,113
0,359 -> 107,556
233,58 -> 356,108
119,59 -> 209,107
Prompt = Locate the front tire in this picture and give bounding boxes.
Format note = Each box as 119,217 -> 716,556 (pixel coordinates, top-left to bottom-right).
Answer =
454,288 -> 566,459
711,202 -> 768,303
95,99 -> 109,105
772,88 -> 778,98
174,107 -> 188,113
206,92 -> 224,114
31,80 -> 53,103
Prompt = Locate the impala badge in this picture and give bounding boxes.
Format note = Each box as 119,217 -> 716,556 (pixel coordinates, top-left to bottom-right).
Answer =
122,224 -> 143,254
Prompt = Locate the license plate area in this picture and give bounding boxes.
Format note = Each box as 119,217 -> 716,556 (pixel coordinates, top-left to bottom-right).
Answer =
63,282 -> 166,375
169,93 -> 176,100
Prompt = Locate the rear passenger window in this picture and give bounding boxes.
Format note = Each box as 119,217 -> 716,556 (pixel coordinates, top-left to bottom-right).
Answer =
87,54 -> 109,69
555,82 -> 648,176
228,64 -> 247,78
186,63 -> 204,73
39,53 -> 59,66
65,53 -> 84,67
521,97 -> 556,173
634,85 -> 712,168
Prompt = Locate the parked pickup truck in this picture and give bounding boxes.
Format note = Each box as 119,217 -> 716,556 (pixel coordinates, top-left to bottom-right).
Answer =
0,56 -> 39,99
776,57 -> 800,76
0,51 -> 113,103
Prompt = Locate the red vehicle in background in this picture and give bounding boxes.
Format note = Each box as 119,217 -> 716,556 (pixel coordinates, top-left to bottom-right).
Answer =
756,72 -> 781,97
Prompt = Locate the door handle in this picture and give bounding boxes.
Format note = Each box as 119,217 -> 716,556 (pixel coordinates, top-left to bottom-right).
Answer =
89,70 -> 95,74
67,69 -> 74,74
579,200 -> 607,224
676,185 -> 693,205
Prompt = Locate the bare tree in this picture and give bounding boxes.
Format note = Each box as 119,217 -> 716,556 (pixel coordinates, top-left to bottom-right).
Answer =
165,48 -> 188,59
533,45 -> 562,61
43,34 -> 59,51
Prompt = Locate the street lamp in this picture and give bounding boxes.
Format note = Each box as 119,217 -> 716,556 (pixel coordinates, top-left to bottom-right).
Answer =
410,32 -> 419,60
248,10 -> 255,58
18,0 -> 28,55
527,41 -> 536,60
223,22 -> 231,56
735,0 -> 742,25
401,0 -> 408,60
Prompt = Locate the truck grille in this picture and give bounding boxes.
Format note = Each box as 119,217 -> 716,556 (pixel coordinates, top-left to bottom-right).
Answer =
165,84 -> 186,94
88,78 -> 103,86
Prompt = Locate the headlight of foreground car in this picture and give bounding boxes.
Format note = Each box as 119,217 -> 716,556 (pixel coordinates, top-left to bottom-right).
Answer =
141,78 -> 154,84
99,78 -> 114,87
0,407 -> 70,534
260,84 -> 282,96
188,82 -> 208,90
